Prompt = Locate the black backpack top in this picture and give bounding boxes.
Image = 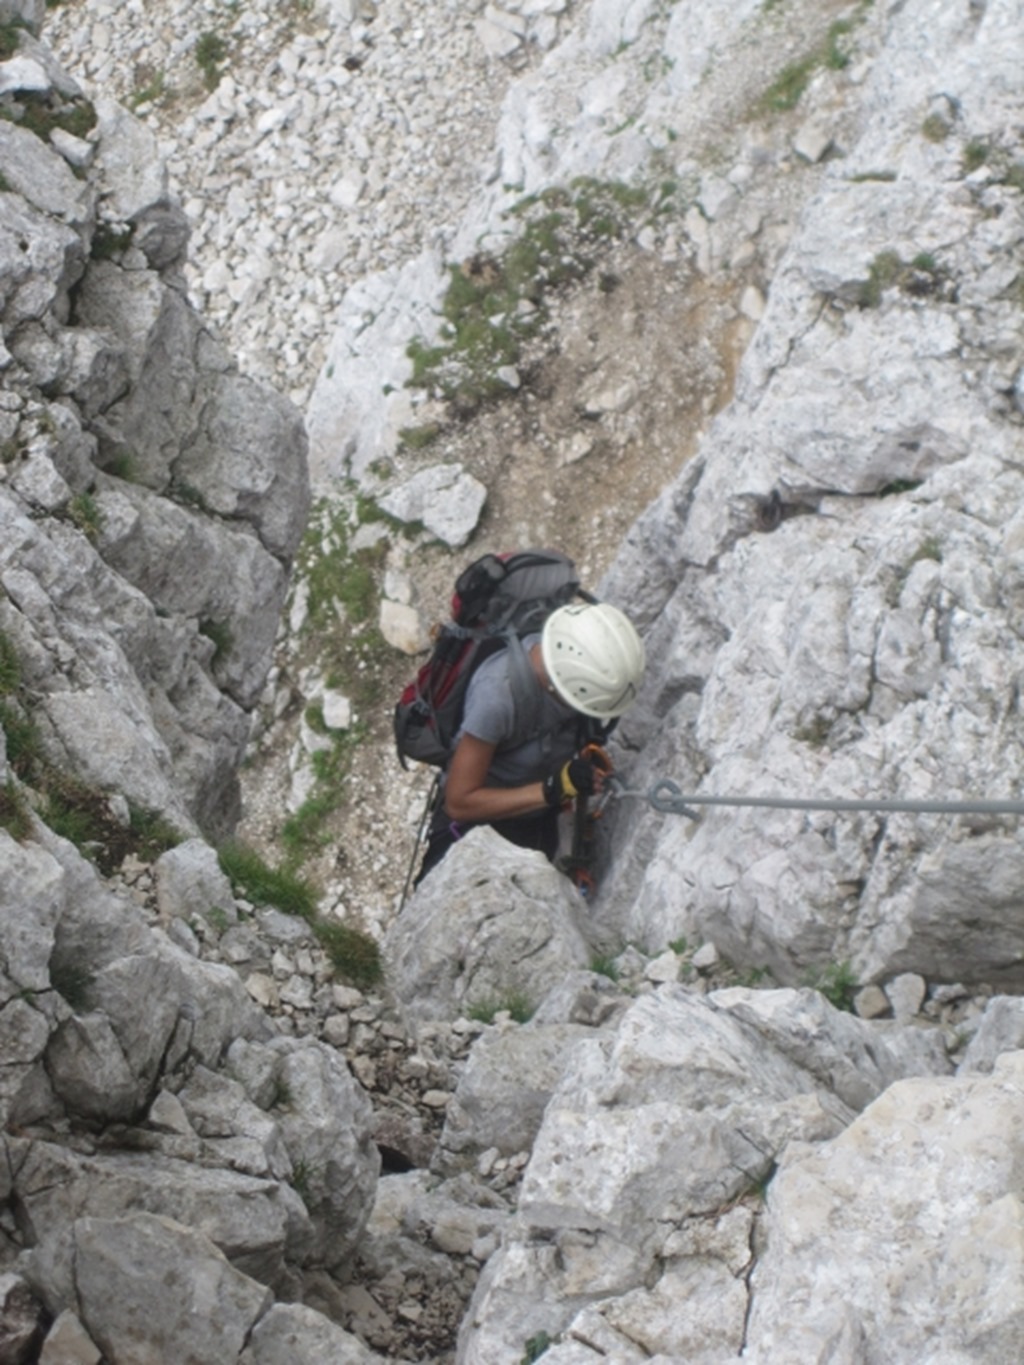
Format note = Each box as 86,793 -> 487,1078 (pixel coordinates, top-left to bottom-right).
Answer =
394,549 -> 592,769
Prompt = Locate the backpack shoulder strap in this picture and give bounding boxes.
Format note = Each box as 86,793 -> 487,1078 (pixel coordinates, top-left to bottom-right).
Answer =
504,633 -> 541,743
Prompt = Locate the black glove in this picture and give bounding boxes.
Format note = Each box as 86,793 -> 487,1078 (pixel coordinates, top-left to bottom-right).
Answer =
543,758 -> 599,808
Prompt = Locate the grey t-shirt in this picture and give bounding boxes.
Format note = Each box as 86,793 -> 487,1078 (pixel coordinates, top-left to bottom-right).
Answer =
455,635 -> 580,787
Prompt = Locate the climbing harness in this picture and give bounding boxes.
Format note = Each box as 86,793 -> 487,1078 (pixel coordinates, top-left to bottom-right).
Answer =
608,777 -> 1024,821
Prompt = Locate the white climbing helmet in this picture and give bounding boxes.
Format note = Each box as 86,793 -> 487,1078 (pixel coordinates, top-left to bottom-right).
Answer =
541,602 -> 646,719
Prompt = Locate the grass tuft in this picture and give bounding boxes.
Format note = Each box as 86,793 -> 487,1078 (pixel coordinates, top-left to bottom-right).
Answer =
217,841 -> 319,919
0,779 -> 32,841
313,920 -> 383,990
0,631 -> 20,695
68,492 -> 103,542
467,991 -> 534,1025
805,959 -> 858,1012
50,960 -> 94,1010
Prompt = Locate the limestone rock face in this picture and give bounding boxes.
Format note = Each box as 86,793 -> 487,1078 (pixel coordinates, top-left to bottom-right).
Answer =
0,38 -> 308,841
745,1052 -> 1024,1363
597,0 -> 1024,998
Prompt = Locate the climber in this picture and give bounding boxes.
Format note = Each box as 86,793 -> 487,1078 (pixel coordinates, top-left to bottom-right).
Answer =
415,601 -> 646,885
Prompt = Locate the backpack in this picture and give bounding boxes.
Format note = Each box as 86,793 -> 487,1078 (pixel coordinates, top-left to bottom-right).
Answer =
394,549 -> 593,769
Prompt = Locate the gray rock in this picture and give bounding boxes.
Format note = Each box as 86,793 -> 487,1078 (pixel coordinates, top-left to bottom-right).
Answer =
0,1272 -> 45,1365
0,0 -> 45,32
459,985 -> 948,1362
12,1138 -> 309,1292
379,464 -> 487,548
0,121 -> 92,225
239,1302 -> 384,1364
435,1023 -> 592,1172
597,0 -> 1024,1003
884,972 -> 927,1024
386,827 -> 593,1023
91,97 -> 169,224
263,1036 -> 381,1271
39,1309 -> 102,1365
71,1214 -> 272,1364
154,837 -> 237,927
745,1053 -> 1024,1362
959,997 -> 1024,1075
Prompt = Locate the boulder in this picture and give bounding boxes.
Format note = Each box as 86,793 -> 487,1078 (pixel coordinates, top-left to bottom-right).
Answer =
153,838 -> 238,928
458,986 -> 949,1362
434,1022 -> 593,1173
745,1052 -> 1024,1361
385,827 -> 593,1024
239,1303 -> 383,1365
379,464 -> 487,549
71,1214 -> 271,1365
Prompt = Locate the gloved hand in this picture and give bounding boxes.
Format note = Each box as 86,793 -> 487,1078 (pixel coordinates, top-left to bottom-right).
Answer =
543,757 -> 600,808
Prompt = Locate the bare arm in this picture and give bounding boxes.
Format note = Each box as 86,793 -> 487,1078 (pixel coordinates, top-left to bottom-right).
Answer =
444,733 -> 549,823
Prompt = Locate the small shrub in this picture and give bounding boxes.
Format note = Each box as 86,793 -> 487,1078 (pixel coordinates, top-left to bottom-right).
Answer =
0,700 -> 42,779
589,954 -> 620,981
50,960 -> 93,1010
793,714 -> 831,748
19,93 -> 97,141
0,631 -> 20,695
37,772 -> 138,874
129,67 -> 169,110
824,18 -> 854,70
204,905 -> 231,933
281,725 -> 364,860
857,249 -> 904,308
406,178 -> 654,411
127,804 -> 182,860
398,423 -> 441,450
921,113 -> 950,143
290,1158 -> 315,1209
313,920 -> 383,989
759,52 -> 818,112
218,841 -> 319,919
0,779 -> 32,841
269,1078 -> 293,1109
68,492 -> 103,542
911,536 -> 942,564
91,224 -> 135,261
521,1332 -> 554,1364
807,959 -> 858,1012
0,20 -> 26,58
171,480 -> 210,511
668,935 -> 689,956
199,618 -> 233,666
104,452 -> 137,480
756,13 -> 863,117
735,965 -> 770,988
195,31 -> 227,90
963,139 -> 989,173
